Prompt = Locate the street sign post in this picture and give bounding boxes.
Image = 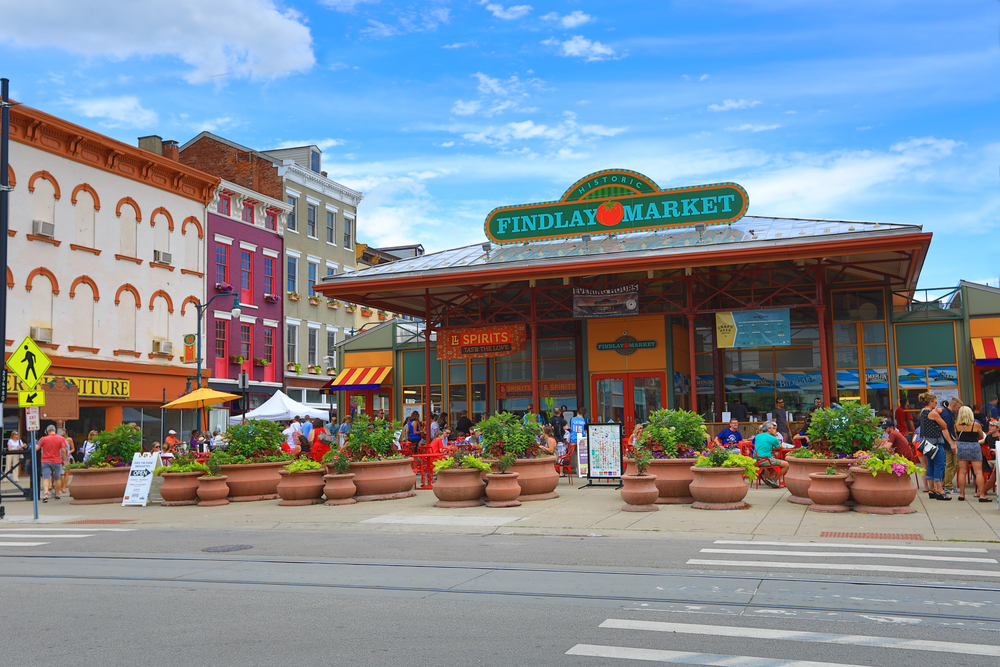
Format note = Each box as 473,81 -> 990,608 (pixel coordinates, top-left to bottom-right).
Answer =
18,390 -> 45,407
25,405 -> 40,431
6,336 -> 51,390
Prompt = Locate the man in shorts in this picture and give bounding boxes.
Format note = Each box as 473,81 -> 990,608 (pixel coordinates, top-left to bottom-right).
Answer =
36,425 -> 68,502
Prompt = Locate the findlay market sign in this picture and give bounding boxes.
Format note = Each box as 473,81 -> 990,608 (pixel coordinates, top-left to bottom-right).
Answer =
484,169 -> 749,245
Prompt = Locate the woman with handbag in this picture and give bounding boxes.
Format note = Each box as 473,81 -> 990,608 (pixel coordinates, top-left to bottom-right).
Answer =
954,406 -> 987,502
308,418 -> 331,463
918,392 -> 956,500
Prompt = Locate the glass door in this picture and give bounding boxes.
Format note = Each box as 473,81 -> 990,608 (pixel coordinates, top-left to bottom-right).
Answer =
631,375 -> 662,426
592,372 -> 665,437
594,377 -> 625,425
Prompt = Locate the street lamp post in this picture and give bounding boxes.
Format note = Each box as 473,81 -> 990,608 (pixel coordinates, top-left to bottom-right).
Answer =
193,292 -> 241,434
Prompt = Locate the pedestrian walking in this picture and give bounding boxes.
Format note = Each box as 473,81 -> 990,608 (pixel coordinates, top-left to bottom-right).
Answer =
918,392 -> 956,500
81,430 -> 99,463
954,406 -> 987,502
36,425 -> 67,502
4,430 -> 25,484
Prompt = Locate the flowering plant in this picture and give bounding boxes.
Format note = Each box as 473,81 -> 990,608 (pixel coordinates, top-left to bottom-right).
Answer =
342,415 -> 404,462
636,409 -> 708,458
214,281 -> 234,293
433,454 -> 491,474
853,449 -> 924,477
694,447 -> 759,479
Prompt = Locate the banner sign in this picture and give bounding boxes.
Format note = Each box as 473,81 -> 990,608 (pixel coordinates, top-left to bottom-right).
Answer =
865,368 -> 890,389
725,374 -> 775,393
586,423 -> 623,479
928,366 -> 958,387
122,452 -> 161,507
484,169 -> 749,245
438,323 -> 526,360
183,333 -> 197,363
6,373 -> 130,398
596,334 -> 656,355
897,368 -> 927,388
496,380 -> 577,399
836,370 -> 860,391
716,309 -> 791,348
573,283 -> 639,319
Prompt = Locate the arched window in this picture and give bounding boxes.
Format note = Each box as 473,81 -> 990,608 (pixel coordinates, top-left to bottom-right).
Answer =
29,272 -> 55,335
74,188 -> 97,248
152,208 -> 171,262
117,289 -> 137,352
31,175 -> 57,228
151,297 -> 170,351
72,281 -> 95,348
119,201 -> 139,257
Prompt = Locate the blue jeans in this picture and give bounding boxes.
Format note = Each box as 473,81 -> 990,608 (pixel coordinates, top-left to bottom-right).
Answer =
926,442 -> 947,481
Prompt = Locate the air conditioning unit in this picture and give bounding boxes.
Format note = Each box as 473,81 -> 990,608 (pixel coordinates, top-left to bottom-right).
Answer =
153,340 -> 173,354
153,250 -> 173,264
32,220 -> 55,238
29,327 -> 53,343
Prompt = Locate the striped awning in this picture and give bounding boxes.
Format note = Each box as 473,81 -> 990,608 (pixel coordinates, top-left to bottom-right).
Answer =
322,366 -> 392,391
972,337 -> 1000,360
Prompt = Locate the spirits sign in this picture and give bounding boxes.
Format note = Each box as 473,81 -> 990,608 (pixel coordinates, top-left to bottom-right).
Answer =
484,169 -> 749,245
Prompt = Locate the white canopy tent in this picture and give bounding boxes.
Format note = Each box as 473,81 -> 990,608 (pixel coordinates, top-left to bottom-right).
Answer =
228,390 -> 329,425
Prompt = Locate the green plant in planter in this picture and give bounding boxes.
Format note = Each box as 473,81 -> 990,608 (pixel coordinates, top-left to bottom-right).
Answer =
79,423 -> 143,468
495,453 -> 516,473
807,402 -> 881,456
853,449 -> 924,477
203,455 -> 224,478
433,454 -> 492,474
695,449 -> 759,478
224,420 -> 289,462
787,448 -> 826,459
322,450 -> 353,474
642,409 -> 707,457
477,412 -> 542,459
342,415 -> 404,461
285,458 -> 323,472
633,449 -> 652,475
824,465 -> 839,475
154,462 -> 209,475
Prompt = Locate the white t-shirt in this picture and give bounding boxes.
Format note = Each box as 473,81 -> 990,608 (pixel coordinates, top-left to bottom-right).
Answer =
82,440 -> 98,457
7,437 -> 24,451
282,426 -> 297,448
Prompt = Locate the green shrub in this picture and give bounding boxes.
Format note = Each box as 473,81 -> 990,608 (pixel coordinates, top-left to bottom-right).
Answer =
694,450 -> 759,479
343,415 -> 402,461
225,420 -> 287,461
285,459 -> 323,472
477,412 -> 541,459
433,454 -> 492,474
806,402 -> 881,455
641,409 -> 707,457
154,462 -> 208,475
82,424 -> 142,468
322,450 -> 352,474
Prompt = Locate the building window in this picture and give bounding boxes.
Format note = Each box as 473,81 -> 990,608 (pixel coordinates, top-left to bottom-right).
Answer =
308,328 -> 318,367
310,151 -> 320,173
264,210 -> 277,231
308,262 -> 317,297
242,203 -> 254,224
216,244 -> 228,284
327,266 -> 336,278
217,195 -> 231,216
264,256 -> 275,295
326,211 -> 336,244
264,327 -> 274,364
287,197 -> 297,230
327,330 -> 337,363
240,250 -> 253,304
287,257 -> 297,293
214,319 -> 228,379
307,204 -> 317,238
344,217 -> 353,249
286,324 -> 297,364
240,323 -> 252,361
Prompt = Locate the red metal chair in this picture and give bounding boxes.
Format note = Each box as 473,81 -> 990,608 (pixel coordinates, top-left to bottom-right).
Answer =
555,443 -> 576,484
754,456 -> 784,489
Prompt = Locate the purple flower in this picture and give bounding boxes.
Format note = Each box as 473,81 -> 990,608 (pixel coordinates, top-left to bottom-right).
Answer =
891,462 -> 906,477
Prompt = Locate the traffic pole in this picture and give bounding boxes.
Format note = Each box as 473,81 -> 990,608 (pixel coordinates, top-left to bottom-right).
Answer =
30,430 -> 38,520
1,79 -> 11,519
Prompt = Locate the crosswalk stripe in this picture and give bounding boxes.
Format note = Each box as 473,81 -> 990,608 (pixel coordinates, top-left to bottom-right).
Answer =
0,534 -> 93,538
714,540 -> 990,553
0,528 -> 135,532
566,644 -> 874,666
0,542 -> 47,547
687,559 -> 999,578
598,619 -> 999,657
700,548 -> 997,564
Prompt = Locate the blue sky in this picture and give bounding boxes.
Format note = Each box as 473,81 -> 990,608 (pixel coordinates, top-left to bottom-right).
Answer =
1,0 -> 997,287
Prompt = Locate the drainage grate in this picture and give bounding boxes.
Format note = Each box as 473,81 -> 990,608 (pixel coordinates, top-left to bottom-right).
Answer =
202,545 -> 253,553
64,519 -> 137,525
821,532 -> 923,540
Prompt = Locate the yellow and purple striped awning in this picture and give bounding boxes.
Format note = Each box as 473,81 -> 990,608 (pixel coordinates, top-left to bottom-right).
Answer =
323,366 -> 392,391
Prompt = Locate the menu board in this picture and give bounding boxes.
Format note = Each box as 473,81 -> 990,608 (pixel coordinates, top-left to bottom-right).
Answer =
587,423 -> 623,478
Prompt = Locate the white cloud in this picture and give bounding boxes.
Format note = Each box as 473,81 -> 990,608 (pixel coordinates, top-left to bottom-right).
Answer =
438,141 -> 455,147
708,99 -> 762,112
360,5 -> 450,39
319,0 -> 379,11
70,96 -> 158,128
275,138 -> 345,150
857,126 -> 872,131
483,2 -> 532,20
0,0 -> 314,83
726,124 -> 781,132
196,116 -> 235,132
542,35 -> 617,62
541,10 -> 592,28
443,41 -> 476,49
451,100 -> 482,116
699,74 -> 709,81
329,62 -> 353,71
460,112 -> 626,147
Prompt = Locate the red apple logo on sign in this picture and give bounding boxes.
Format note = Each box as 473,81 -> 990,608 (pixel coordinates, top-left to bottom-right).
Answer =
595,201 -> 624,226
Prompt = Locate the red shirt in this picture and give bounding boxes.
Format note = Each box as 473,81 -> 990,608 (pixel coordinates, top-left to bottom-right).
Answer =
38,434 -> 67,463
894,406 -> 911,432
886,429 -> 915,461
310,428 -> 330,463
427,437 -> 445,454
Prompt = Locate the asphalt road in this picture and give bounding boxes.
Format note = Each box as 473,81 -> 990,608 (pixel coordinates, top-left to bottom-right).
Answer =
1,529 -> 997,666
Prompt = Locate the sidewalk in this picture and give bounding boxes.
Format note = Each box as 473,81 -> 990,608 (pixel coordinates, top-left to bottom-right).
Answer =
2,477 -> 998,542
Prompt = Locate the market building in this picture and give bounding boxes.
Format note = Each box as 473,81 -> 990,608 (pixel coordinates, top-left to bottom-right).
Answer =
3,104 -> 219,445
314,168 -> 987,439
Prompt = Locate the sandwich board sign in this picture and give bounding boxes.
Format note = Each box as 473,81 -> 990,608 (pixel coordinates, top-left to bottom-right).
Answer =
122,452 -> 161,507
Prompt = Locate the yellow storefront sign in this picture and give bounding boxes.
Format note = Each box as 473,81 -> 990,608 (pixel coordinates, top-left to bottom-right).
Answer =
5,373 -> 130,399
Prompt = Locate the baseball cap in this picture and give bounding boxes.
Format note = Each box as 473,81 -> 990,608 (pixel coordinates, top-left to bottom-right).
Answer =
168,430 -> 177,434
878,418 -> 894,430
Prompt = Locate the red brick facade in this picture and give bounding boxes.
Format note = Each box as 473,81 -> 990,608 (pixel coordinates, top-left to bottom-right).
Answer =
178,135 -> 283,200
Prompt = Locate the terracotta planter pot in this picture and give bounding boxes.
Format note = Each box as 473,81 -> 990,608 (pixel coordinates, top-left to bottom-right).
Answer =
219,461 -> 286,501
277,468 -> 326,506
159,471 -> 202,506
350,458 -> 416,501
806,472 -> 851,513
620,473 -> 660,512
689,466 -> 750,510
68,467 -> 130,505
848,466 -> 917,514
484,472 -> 521,507
197,476 -> 230,506
784,457 -> 855,505
323,473 -> 357,505
508,456 -> 560,501
624,458 -> 697,504
433,467 -> 486,507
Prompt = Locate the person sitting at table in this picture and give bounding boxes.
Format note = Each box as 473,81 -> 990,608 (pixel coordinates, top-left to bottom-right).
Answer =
714,418 -> 743,450
427,427 -> 451,454
792,416 -> 812,448
753,421 -> 788,487
628,424 -> 646,451
538,425 -> 558,456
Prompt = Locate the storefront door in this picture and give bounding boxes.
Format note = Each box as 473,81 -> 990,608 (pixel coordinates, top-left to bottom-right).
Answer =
592,372 -> 665,437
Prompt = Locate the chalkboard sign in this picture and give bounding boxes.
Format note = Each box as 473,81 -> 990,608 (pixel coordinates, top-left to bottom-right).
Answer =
586,423 -> 623,479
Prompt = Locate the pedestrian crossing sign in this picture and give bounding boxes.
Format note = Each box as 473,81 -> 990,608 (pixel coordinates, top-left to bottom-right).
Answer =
18,390 -> 45,407
6,336 -> 51,390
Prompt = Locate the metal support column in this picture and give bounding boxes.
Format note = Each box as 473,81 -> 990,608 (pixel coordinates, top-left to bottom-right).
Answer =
424,290 -> 432,440
687,313 -> 698,414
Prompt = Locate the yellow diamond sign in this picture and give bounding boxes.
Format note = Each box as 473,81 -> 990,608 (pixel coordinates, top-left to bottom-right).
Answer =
6,336 -> 51,390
